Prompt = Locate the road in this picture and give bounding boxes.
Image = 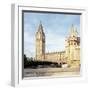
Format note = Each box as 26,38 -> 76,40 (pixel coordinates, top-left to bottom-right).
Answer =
24,67 -> 80,78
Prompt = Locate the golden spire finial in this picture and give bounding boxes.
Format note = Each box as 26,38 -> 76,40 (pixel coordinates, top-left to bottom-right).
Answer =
71,24 -> 74,32
38,20 -> 43,32
69,24 -> 75,37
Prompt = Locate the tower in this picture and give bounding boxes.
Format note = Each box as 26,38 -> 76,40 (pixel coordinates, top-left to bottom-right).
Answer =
35,22 -> 45,60
65,24 -> 80,67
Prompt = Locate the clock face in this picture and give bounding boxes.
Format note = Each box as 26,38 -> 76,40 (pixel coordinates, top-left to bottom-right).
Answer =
38,33 -> 40,39
37,33 -> 45,40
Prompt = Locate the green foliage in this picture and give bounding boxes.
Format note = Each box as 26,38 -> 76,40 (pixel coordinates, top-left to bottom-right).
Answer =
24,54 -> 61,68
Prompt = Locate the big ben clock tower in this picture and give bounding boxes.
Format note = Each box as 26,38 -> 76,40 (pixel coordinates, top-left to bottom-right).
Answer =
35,22 -> 45,60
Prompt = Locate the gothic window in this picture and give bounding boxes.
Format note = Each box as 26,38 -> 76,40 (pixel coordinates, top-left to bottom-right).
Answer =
70,42 -> 73,45
74,42 -> 76,45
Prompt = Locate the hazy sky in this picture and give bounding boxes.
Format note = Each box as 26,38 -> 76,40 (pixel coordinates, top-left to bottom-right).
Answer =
24,11 -> 80,58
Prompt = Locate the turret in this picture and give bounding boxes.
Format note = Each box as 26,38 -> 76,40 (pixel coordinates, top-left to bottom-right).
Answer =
65,24 -> 79,67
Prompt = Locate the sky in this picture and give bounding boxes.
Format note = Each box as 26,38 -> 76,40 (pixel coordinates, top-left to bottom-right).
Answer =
24,11 -> 80,58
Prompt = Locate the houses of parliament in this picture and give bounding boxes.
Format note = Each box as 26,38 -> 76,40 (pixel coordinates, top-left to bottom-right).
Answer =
35,22 -> 80,67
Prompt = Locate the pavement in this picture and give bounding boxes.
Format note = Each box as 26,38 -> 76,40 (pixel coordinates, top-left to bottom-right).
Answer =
24,67 -> 80,78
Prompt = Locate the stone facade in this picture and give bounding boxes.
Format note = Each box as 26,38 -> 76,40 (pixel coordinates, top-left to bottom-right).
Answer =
65,25 -> 80,67
35,23 -> 80,67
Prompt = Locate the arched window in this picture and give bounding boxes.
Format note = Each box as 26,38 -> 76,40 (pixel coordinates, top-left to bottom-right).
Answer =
74,42 -> 76,45
70,42 -> 73,45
